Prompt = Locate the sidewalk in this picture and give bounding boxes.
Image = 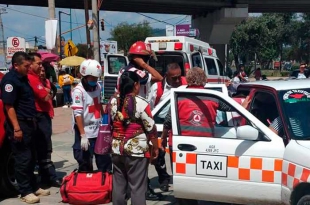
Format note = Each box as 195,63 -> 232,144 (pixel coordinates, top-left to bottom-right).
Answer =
0,107 -> 176,205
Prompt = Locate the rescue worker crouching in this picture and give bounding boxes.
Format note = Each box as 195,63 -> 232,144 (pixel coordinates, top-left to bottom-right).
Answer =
71,59 -> 112,172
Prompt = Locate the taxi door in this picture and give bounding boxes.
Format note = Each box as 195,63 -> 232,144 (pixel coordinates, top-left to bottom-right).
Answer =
170,88 -> 285,205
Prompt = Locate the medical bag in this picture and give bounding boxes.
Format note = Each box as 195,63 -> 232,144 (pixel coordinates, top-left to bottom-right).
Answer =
60,169 -> 112,204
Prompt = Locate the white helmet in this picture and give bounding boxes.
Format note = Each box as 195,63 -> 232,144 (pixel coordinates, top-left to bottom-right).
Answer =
79,59 -> 102,77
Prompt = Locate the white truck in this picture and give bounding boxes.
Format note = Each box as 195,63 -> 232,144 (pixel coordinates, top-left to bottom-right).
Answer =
151,79 -> 310,205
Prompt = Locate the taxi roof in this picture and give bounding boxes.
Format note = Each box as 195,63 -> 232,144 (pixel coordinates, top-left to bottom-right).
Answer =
238,78 -> 310,91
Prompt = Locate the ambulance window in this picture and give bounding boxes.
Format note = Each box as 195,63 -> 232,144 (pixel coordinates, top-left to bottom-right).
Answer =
149,53 -> 185,76
108,56 -> 127,74
205,58 -> 218,75
191,53 -> 203,68
175,93 -> 264,140
217,59 -> 224,76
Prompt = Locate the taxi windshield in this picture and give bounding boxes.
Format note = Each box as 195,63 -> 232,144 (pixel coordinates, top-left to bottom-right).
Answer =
280,89 -> 310,140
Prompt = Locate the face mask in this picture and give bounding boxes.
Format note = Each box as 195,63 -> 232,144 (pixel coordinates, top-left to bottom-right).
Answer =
88,81 -> 97,87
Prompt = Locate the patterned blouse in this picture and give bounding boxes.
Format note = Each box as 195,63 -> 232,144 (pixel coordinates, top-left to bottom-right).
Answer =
110,94 -> 157,158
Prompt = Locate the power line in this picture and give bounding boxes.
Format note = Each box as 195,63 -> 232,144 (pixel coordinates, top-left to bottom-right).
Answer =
0,6 -> 84,25
136,13 -> 174,26
175,15 -> 189,25
74,9 -> 82,43
149,15 -> 185,25
3,25 -> 35,38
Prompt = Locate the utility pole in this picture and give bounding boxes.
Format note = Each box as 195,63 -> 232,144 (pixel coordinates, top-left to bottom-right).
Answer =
92,0 -> 100,62
59,11 -> 70,59
84,0 -> 91,58
0,8 -> 7,63
70,8 -> 72,40
48,0 -> 56,54
48,0 -> 55,19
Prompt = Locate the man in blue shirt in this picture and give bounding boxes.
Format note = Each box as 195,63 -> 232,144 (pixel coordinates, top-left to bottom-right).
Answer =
0,52 -> 50,204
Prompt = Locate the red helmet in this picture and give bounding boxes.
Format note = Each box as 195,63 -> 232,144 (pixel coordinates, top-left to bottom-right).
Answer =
128,41 -> 151,56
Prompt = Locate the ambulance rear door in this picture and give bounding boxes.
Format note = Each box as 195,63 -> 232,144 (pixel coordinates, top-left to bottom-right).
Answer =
190,51 -> 206,73
171,88 -> 285,205
103,54 -> 128,101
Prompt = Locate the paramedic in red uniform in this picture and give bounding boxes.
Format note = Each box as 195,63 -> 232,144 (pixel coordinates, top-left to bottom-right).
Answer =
27,53 -> 61,187
162,67 -> 248,169
146,62 -> 186,192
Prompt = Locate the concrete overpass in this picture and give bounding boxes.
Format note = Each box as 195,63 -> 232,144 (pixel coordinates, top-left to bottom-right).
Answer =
3,0 -> 310,14
3,0 -> 310,64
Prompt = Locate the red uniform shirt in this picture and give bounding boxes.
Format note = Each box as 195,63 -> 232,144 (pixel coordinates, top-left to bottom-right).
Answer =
44,79 -> 54,118
28,70 -> 51,113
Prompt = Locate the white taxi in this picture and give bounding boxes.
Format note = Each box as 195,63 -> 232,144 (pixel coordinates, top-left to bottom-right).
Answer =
153,80 -> 310,205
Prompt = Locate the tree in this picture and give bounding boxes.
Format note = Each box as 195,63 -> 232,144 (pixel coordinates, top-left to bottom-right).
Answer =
230,13 -> 298,70
110,21 -> 152,55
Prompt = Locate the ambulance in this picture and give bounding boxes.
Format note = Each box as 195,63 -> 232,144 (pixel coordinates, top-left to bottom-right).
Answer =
145,36 -> 229,84
102,54 -> 128,101
102,36 -> 228,102
151,79 -> 310,205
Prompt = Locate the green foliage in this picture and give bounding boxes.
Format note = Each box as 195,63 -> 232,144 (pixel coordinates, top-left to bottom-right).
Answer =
229,13 -> 306,71
110,21 -> 152,55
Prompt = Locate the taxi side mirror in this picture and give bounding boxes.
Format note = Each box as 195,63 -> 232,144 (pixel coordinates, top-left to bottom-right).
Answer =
236,125 -> 259,141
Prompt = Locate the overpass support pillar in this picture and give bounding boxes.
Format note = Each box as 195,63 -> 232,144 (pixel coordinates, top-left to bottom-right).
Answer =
192,7 -> 248,69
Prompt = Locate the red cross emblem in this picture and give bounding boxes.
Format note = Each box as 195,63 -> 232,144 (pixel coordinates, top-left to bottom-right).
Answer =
88,97 -> 101,119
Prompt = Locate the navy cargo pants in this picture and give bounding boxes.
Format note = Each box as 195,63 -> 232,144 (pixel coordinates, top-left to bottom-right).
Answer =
7,119 -> 39,197
35,112 -> 58,182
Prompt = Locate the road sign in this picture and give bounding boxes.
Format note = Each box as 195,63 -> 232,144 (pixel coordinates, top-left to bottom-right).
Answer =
6,37 -> 26,63
64,40 -> 78,57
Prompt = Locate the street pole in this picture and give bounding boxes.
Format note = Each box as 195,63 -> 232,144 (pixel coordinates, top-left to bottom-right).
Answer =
92,0 -> 100,62
97,9 -> 101,63
59,11 -> 70,59
48,0 -> 57,54
70,8 -> 72,40
58,11 -> 62,59
84,0 -> 91,58
48,0 -> 55,19
0,9 -> 7,64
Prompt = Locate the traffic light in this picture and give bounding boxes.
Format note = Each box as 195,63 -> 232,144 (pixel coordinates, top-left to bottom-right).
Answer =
101,20 -> 105,31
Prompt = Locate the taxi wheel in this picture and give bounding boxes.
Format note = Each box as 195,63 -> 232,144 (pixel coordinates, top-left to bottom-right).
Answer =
297,195 -> 310,205
176,198 -> 198,205
0,141 -> 18,197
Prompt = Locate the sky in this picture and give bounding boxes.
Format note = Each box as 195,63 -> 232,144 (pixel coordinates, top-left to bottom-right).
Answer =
0,4 -> 191,47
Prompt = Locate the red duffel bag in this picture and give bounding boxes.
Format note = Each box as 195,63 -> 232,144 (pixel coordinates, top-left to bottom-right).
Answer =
60,169 -> 112,204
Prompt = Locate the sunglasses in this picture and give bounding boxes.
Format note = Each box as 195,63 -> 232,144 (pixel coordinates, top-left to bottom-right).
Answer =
171,75 -> 181,81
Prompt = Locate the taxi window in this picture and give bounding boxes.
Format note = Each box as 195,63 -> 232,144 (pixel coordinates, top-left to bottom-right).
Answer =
108,56 -> 127,74
154,100 -> 171,124
280,89 -> 310,140
205,58 -> 218,75
174,92 -> 259,139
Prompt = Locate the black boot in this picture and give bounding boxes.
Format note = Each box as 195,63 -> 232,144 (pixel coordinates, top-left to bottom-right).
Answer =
146,184 -> 163,201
